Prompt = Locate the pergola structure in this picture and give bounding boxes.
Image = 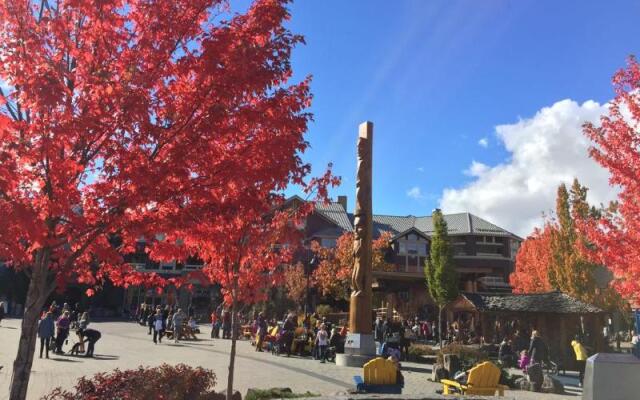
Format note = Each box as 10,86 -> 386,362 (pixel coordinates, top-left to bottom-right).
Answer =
446,291 -> 606,369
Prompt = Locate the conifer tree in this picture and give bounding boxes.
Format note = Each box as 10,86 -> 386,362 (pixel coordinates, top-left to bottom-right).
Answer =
424,209 -> 459,344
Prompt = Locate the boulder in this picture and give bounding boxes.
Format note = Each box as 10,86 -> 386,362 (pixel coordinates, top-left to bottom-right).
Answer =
526,364 -> 544,392
542,374 -> 564,394
443,354 -> 461,376
430,363 -> 448,382
212,390 -> 242,400
515,377 -> 533,391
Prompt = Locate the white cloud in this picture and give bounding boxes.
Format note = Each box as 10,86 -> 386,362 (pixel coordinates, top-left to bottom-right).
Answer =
439,99 -> 618,237
407,186 -> 424,200
464,161 -> 489,177
417,167 -> 425,173
478,137 -> 489,148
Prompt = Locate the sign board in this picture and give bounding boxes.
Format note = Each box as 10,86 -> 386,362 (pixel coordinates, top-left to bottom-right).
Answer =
345,333 -> 361,349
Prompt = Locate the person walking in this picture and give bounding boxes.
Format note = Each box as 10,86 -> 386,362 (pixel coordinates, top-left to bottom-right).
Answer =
37,311 -> 55,358
316,323 -> 329,363
222,310 -> 231,339
374,317 -> 384,346
146,310 -> 154,335
54,311 -> 71,354
153,310 -> 164,344
282,313 -> 296,357
0,301 -> 5,326
528,330 -> 548,365
80,328 -> 102,357
255,312 -> 268,352
571,335 -> 588,386
210,311 -> 218,339
172,308 -> 185,343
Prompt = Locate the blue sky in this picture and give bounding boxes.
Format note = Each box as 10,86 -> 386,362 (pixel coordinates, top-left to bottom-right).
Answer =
234,1 -> 640,234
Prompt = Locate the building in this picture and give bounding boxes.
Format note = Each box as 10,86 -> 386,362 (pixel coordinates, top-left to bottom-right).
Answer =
120,240 -> 217,315
299,195 -> 522,318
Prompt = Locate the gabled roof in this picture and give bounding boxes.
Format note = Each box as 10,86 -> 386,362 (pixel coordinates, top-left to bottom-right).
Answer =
461,292 -> 603,314
306,198 -> 520,240
314,202 -> 353,232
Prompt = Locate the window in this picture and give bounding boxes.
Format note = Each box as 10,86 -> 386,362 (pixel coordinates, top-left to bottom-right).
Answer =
477,245 -> 503,256
398,242 -> 407,254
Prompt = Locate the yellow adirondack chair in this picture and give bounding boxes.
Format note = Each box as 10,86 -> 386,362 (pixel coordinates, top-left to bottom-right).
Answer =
440,361 -> 507,396
364,357 -> 397,385
354,357 -> 402,394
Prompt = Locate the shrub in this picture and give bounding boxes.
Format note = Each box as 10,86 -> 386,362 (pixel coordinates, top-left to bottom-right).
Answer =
42,364 -> 216,400
407,344 -> 436,357
315,304 -> 332,317
437,343 -> 488,369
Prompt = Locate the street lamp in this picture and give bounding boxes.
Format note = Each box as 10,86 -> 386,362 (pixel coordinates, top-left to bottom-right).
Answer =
304,254 -> 318,316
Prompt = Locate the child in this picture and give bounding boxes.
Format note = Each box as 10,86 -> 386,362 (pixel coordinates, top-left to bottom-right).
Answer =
518,349 -> 531,371
315,324 -> 329,363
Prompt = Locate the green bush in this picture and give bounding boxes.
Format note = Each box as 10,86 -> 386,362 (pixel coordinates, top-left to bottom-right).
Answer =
315,304 -> 332,317
437,343 -> 488,369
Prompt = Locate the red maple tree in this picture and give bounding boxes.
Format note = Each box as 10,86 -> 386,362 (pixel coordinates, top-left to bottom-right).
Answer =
583,56 -> 640,305
509,225 -> 554,294
0,1 -> 329,399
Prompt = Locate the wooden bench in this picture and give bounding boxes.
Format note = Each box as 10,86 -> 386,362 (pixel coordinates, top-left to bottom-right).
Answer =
441,361 -> 507,396
353,357 -> 402,394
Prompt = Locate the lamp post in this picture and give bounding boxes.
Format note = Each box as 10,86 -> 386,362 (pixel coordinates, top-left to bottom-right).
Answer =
304,254 -> 318,316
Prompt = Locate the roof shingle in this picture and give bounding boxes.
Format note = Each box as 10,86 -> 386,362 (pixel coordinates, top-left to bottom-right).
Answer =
312,199 -> 517,239
461,292 -> 603,314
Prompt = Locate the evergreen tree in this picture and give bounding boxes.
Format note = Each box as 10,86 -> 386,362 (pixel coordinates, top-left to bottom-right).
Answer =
424,209 -> 459,344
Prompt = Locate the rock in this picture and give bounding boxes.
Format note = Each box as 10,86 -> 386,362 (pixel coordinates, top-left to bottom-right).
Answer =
526,364 -> 544,392
430,363 -> 448,382
443,354 -> 461,376
542,374 -> 564,394
213,390 -> 242,400
515,377 -> 532,391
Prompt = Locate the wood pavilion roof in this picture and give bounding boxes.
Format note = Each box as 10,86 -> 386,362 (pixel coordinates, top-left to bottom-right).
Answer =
460,291 -> 604,314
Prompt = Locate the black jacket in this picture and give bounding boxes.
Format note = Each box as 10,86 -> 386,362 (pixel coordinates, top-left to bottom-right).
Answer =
82,329 -> 101,342
528,336 -> 548,363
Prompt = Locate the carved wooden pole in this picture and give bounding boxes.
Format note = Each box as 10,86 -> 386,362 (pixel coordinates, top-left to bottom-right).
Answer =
349,121 -> 373,334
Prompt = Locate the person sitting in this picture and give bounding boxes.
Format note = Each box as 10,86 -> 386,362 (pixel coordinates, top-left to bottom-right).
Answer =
188,316 -> 199,332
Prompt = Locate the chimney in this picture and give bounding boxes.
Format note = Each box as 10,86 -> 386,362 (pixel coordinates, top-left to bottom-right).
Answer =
337,195 -> 347,211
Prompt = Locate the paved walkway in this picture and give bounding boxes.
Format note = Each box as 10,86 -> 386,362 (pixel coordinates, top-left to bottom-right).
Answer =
0,319 -> 581,400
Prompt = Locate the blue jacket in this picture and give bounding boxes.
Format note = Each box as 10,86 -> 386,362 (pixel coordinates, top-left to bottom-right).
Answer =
38,315 -> 55,338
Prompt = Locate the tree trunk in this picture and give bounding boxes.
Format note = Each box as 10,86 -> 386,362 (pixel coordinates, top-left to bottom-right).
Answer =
438,305 -> 443,346
10,254 -> 52,400
226,289 -> 238,400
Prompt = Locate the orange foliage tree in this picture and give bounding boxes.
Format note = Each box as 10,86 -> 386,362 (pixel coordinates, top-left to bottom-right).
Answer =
283,262 -> 308,304
509,226 -> 554,293
312,231 -> 393,301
